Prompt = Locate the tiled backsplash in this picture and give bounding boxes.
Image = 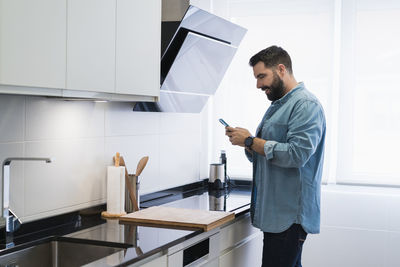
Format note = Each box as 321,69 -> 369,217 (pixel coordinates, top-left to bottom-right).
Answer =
0,94 -> 208,222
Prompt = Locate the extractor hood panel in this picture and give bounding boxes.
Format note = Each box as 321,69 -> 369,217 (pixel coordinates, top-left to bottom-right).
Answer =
161,32 -> 237,95
179,6 -> 246,47
158,91 -> 209,113
134,5 -> 247,113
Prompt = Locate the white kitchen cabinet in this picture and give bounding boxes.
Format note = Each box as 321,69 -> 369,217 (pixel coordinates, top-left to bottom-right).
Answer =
66,0 -> 116,93
0,0 -> 66,89
218,213 -> 263,267
165,213 -> 261,267
219,232 -> 263,267
0,0 -> 160,101
116,0 -> 160,98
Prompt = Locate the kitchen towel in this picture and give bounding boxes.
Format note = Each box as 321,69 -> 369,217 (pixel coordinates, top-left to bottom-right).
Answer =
105,166 -> 126,216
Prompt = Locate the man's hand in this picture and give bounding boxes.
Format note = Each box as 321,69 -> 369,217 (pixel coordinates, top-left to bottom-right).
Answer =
225,127 -> 252,147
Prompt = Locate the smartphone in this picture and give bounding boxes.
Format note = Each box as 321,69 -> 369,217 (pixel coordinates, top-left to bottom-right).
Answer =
219,118 -> 229,127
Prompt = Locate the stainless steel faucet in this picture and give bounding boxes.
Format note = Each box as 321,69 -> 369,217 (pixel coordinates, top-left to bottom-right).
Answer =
1,157 -> 52,248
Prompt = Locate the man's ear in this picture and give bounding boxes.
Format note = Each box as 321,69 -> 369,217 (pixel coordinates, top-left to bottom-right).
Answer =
277,64 -> 286,75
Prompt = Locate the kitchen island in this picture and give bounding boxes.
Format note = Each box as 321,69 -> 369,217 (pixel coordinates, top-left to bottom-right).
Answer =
0,181 -> 262,266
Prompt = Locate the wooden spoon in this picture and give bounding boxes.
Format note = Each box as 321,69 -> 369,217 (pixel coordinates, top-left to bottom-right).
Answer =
135,156 -> 149,177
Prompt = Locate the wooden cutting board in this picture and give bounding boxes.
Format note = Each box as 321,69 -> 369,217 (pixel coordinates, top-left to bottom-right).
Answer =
119,206 -> 235,231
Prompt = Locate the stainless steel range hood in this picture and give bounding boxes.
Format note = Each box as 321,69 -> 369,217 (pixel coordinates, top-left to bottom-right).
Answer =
134,4 -> 247,113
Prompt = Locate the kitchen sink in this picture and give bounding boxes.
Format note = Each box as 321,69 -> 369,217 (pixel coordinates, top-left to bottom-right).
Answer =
0,237 -> 127,267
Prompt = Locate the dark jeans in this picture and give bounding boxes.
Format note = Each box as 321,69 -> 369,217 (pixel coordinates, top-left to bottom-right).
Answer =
262,224 -> 307,267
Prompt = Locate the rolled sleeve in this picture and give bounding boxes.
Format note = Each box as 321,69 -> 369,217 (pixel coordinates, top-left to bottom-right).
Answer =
264,140 -> 278,160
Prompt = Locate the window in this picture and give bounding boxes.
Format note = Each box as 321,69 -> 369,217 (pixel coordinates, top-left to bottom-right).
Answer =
210,0 -> 400,186
336,0 -> 400,185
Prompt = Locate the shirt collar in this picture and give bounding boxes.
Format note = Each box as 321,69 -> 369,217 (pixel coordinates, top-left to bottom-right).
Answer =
272,82 -> 304,105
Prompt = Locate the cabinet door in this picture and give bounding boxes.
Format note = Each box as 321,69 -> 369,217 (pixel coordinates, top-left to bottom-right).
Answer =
115,0 -> 160,97
0,0 -> 66,88
219,232 -> 263,267
67,0 -> 116,93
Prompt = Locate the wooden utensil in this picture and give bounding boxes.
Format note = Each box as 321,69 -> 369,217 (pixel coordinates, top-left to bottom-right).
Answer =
119,156 -> 139,212
130,156 -> 148,212
114,152 -> 120,167
135,156 -> 149,177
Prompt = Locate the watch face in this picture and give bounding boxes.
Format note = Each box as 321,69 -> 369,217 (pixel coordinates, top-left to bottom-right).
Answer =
245,136 -> 253,147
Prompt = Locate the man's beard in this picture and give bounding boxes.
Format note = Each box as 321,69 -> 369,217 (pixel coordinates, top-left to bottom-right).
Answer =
263,71 -> 286,101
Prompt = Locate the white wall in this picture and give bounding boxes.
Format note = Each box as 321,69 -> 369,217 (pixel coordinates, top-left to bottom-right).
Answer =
0,94 -> 209,223
303,185 -> 400,267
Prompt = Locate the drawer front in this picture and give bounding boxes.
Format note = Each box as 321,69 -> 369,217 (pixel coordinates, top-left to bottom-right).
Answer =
219,213 -> 261,252
219,232 -> 263,267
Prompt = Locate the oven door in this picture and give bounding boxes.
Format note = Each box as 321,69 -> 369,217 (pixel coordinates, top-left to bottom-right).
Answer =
167,232 -> 220,267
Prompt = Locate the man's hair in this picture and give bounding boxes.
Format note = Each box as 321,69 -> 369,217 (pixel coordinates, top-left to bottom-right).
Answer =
249,45 -> 293,74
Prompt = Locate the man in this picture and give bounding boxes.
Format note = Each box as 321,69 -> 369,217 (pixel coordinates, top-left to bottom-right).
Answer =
226,46 -> 326,267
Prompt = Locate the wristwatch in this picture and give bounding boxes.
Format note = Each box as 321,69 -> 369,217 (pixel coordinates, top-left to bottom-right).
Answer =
244,136 -> 254,150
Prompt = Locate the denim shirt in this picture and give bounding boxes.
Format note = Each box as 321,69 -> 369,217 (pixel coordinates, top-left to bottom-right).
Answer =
245,82 -> 326,234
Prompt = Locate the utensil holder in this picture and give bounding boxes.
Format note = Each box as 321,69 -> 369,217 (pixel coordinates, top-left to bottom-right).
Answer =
125,174 -> 140,213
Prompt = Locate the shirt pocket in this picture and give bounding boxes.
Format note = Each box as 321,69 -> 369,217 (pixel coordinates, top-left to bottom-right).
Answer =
262,122 -> 288,143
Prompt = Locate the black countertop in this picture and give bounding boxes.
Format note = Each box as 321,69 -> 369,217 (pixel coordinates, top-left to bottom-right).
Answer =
0,180 -> 251,266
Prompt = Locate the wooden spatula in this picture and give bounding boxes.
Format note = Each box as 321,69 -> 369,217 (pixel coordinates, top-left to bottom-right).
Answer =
135,156 -> 149,177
